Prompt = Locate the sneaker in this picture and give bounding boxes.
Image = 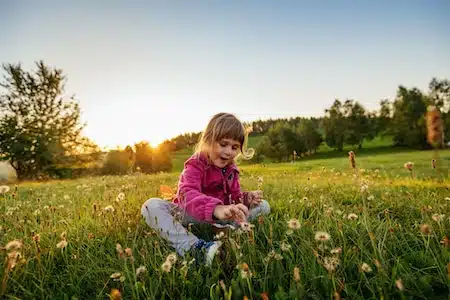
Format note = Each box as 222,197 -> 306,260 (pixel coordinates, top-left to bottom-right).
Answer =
191,239 -> 223,266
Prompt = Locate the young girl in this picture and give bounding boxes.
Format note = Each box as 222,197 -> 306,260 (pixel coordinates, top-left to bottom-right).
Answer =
141,113 -> 270,266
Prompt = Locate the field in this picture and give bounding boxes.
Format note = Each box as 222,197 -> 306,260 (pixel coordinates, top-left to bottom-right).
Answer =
1,148 -> 449,299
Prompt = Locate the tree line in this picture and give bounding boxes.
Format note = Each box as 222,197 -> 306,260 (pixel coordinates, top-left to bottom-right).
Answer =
162,78 -> 449,162
1,61 -> 448,180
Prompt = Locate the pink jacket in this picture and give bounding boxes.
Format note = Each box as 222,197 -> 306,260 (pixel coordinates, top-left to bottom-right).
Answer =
173,152 -> 250,223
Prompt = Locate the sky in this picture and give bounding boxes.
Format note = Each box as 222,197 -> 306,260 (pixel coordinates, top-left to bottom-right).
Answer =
1,1 -> 449,150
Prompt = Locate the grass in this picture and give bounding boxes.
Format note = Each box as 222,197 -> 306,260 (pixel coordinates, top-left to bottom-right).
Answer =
1,148 -> 449,299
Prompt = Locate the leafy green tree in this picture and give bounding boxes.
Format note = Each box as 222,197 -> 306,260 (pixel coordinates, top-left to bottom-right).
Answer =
377,99 -> 392,136
102,146 -> 134,175
296,119 -> 323,153
322,100 -> 346,151
391,86 -> 428,148
152,141 -> 173,173
343,100 -> 373,149
134,141 -> 153,173
0,61 -> 97,180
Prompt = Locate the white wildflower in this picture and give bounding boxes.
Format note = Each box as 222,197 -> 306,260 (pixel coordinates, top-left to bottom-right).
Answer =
0,185 -> 10,194
103,205 -> 115,213
6,240 -> 23,251
56,240 -> 68,249
347,213 -> 358,220
281,242 -> 291,252
116,192 -> 125,202
360,262 -> 372,273
136,265 -> 147,276
315,231 -> 330,242
287,218 -> 301,230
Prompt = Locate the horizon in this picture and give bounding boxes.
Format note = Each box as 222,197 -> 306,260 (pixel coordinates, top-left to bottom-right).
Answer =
1,1 -> 449,150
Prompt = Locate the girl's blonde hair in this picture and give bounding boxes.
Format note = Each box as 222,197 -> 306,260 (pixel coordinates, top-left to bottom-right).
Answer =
194,112 -> 254,162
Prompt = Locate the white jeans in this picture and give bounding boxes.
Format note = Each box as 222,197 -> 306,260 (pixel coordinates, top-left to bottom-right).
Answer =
141,198 -> 271,256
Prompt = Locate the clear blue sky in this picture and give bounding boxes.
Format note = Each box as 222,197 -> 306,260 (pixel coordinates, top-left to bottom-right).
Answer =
1,0 -> 449,149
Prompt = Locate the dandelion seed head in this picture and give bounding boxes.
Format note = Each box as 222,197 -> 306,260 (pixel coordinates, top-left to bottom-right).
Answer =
274,253 -> 283,261
6,240 -> 23,251
360,263 -> 372,273
330,247 -> 342,254
323,256 -> 340,273
116,192 -> 125,202
432,214 -> 445,222
161,261 -> 172,273
166,253 -> 177,264
136,265 -> 146,276
56,240 -> 68,249
103,205 -> 115,213
0,185 -> 11,194
32,234 -> 40,243
315,231 -> 331,242
240,222 -> 255,232
110,272 -> 122,279
404,162 -> 413,171
287,218 -> 301,230
347,213 -> 358,221
281,242 -> 291,252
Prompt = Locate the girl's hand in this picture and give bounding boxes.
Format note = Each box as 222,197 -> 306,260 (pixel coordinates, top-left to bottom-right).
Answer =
214,204 -> 249,224
248,190 -> 263,206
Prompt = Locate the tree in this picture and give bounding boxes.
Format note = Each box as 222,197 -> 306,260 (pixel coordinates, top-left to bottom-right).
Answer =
134,141 -> 153,173
102,147 -> 134,175
377,99 -> 392,136
322,100 -> 346,151
296,119 -> 323,153
391,86 -> 428,148
152,141 -> 172,173
428,78 -> 450,112
343,100 -> 373,149
0,61 -> 96,180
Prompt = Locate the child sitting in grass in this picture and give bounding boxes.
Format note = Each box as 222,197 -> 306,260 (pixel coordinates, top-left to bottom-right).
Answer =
141,112 -> 270,265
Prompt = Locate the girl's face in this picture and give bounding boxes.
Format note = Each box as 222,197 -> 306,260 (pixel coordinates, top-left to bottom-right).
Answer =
210,138 -> 241,168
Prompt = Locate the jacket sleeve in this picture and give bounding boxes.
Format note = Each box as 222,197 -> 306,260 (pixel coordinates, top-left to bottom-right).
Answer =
177,160 -> 223,223
229,172 -> 251,207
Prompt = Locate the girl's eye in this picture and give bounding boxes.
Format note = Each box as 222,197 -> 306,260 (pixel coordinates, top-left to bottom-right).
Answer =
220,143 -> 227,147
232,146 -> 238,150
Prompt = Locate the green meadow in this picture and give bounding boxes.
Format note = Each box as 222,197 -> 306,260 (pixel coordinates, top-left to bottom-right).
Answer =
1,148 -> 449,299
